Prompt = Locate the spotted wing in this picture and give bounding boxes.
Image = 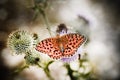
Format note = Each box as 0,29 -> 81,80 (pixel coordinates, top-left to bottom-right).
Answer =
35,38 -> 63,59
61,33 -> 86,57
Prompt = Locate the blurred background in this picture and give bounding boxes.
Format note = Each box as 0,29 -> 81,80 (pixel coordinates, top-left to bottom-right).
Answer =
0,0 -> 120,80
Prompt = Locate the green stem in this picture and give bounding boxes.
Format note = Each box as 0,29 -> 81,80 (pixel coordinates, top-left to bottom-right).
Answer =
33,1 -> 52,36
13,65 -> 29,75
43,61 -> 54,80
37,61 -> 54,80
37,62 -> 42,68
64,63 -> 78,80
41,10 -> 52,36
44,67 -> 54,80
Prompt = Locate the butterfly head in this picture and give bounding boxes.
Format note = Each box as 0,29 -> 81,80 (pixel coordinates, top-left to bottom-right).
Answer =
56,23 -> 68,36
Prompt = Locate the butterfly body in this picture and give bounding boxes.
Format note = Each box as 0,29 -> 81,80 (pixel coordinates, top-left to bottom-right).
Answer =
36,33 -> 86,59
56,36 -> 68,53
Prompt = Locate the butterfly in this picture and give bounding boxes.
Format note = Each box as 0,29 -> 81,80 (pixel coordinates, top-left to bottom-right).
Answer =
35,33 -> 86,59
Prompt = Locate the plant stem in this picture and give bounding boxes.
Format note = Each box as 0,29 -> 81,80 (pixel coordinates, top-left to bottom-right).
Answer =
44,67 -> 54,80
41,10 -> 52,36
13,65 -> 29,75
37,61 -> 54,80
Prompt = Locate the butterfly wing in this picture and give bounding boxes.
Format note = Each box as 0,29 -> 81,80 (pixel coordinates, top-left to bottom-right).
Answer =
35,38 -> 63,59
61,33 -> 86,57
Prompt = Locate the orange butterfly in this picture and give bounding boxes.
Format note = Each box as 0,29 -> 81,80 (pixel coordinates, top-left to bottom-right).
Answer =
35,33 -> 86,59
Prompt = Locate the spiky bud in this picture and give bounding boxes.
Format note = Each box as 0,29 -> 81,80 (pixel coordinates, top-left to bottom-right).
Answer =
7,30 -> 39,55
24,50 -> 40,65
